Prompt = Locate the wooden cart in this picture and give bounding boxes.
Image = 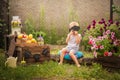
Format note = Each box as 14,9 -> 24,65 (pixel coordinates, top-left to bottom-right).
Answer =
7,39 -> 50,63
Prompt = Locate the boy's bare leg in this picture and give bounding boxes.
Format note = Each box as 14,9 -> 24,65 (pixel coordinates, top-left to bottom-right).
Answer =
69,52 -> 80,67
59,49 -> 67,65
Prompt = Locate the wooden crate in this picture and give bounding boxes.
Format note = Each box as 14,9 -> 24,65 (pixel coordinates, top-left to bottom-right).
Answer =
22,45 -> 50,63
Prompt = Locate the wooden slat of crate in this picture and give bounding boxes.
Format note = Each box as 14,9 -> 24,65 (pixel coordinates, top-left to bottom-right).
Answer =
25,56 -> 50,63
24,46 -> 50,53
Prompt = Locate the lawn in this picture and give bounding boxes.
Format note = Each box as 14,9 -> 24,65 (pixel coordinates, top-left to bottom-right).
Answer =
0,49 -> 120,80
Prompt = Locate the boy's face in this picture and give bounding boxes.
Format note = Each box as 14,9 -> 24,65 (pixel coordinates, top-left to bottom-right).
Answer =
71,30 -> 78,35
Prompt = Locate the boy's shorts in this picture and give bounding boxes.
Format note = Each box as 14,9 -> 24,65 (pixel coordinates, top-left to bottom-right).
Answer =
62,47 -> 79,54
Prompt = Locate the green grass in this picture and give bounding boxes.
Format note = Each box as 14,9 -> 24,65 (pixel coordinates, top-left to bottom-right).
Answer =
0,49 -> 120,80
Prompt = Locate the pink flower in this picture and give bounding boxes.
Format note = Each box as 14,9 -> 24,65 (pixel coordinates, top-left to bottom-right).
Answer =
97,36 -> 102,40
111,35 -> 115,40
88,40 -> 93,45
91,45 -> 98,50
106,30 -> 110,35
111,32 -> 115,40
111,32 -> 115,36
88,38 -> 94,45
108,52 -> 112,56
113,41 -> 117,46
100,45 -> 104,49
103,32 -> 106,36
103,35 -> 107,39
95,45 -> 98,50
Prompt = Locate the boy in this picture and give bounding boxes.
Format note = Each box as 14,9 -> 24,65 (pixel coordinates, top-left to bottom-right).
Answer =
59,22 -> 82,67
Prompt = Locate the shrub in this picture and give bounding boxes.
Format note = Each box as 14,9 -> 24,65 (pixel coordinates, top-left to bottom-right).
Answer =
83,19 -> 120,57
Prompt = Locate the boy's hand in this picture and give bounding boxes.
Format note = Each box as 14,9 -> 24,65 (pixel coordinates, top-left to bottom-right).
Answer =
69,30 -> 73,36
66,30 -> 73,44
74,31 -> 78,35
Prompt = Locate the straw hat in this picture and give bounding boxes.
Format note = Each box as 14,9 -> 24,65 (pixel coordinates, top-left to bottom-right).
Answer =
69,21 -> 79,29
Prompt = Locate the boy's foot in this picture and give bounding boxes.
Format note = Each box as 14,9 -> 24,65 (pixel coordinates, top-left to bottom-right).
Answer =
77,64 -> 81,68
58,62 -> 62,65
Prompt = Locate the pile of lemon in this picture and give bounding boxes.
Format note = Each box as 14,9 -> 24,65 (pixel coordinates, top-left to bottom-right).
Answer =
18,34 -> 37,43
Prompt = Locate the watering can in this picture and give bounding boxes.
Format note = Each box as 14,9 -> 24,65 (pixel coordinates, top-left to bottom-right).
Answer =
5,56 -> 18,68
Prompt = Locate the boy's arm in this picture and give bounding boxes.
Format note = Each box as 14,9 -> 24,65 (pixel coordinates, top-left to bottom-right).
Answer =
75,34 -> 82,44
66,30 -> 73,44
66,34 -> 70,44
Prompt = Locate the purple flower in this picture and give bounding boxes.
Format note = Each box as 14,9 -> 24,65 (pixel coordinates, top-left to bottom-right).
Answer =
99,21 -> 103,24
104,23 -> 107,27
92,20 -> 96,24
103,26 -> 107,31
87,25 -> 91,30
100,28 -> 103,31
92,20 -> 96,27
98,18 -> 104,24
108,19 -> 113,24
101,18 -> 105,23
116,21 -> 119,26
119,28 -> 120,31
107,23 -> 111,26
